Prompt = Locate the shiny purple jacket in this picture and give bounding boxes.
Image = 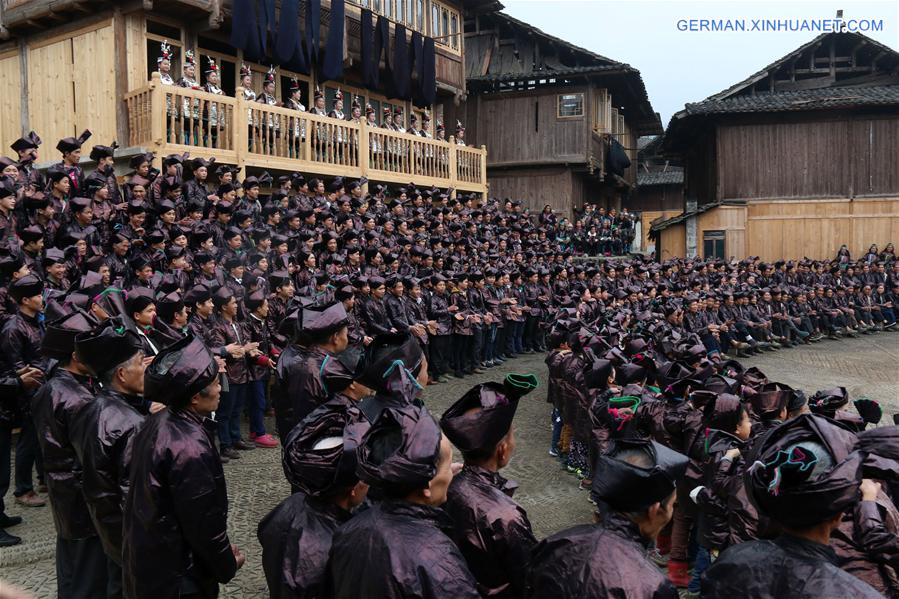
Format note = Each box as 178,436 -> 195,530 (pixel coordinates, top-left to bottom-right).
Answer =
30,365 -> 98,540
327,500 -> 480,599
122,408 -> 237,599
703,534 -> 882,599
257,493 -> 352,599
443,466 -> 537,598
526,511 -> 678,599
70,388 -> 150,563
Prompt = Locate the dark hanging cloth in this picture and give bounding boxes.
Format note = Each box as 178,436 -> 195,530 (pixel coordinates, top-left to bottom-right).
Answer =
230,0 -> 252,50
305,0 -> 322,69
275,0 -> 300,65
606,139 -> 632,177
392,24 -> 411,101
320,0 -> 345,82
372,15 -> 391,92
258,0 -> 276,56
231,0 -> 263,61
361,9 -> 376,89
420,37 -> 437,107
410,31 -> 426,108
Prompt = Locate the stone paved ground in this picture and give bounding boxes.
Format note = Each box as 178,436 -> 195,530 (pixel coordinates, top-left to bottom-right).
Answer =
1,331 -> 896,597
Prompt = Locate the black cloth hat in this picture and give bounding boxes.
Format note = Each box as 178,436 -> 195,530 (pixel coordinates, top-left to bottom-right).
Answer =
745,413 -> 862,528
358,332 -> 424,396
591,438 -> 689,512
183,284 -> 212,306
8,274 -> 44,301
18,225 -> 45,244
440,374 -> 538,452
144,333 -> 219,406
212,287 -> 234,308
282,402 -> 371,496
356,403 -> 442,490
155,291 -> 184,322
89,142 -> 118,162
56,129 -> 92,154
0,252 -> 25,278
75,317 -> 143,377
41,308 -> 96,360
10,131 -> 41,153
320,346 -> 366,395
300,301 -> 348,335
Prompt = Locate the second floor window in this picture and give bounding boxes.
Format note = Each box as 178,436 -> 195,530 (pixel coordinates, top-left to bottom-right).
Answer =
558,93 -> 585,118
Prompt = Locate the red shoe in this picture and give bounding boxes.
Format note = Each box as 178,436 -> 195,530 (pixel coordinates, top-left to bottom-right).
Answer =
667,560 -> 690,588
254,434 -> 278,448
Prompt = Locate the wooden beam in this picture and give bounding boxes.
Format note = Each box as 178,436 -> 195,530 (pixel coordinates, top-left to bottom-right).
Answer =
72,2 -> 91,13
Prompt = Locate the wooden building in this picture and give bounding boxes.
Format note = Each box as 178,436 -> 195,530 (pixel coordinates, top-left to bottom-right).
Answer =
441,10 -> 662,215
0,0 -> 495,194
632,135 -> 683,252
657,31 -> 899,261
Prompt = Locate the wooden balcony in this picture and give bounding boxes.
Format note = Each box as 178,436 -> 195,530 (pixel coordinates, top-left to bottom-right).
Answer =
125,73 -> 487,195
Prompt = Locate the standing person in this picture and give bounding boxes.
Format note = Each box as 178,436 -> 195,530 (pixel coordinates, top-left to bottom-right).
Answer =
70,320 -> 150,599
257,402 -> 370,599
1,276 -> 48,512
326,403 -> 480,599
156,40 -> 175,85
31,308 -> 108,599
526,439 -> 686,598
440,375 -> 539,598
243,290 -> 278,448
702,414 -> 881,598
11,131 -> 45,195
53,130 -> 92,198
274,301 -> 349,438
123,335 -> 245,599
209,288 -> 255,460
202,57 -> 226,146
426,274 -> 453,383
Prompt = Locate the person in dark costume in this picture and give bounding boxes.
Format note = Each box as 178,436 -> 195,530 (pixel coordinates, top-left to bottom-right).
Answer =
257,401 -> 370,599
122,334 -> 245,599
440,374 -> 540,598
326,403 -> 480,599
526,438 -> 686,599
701,414 -> 881,598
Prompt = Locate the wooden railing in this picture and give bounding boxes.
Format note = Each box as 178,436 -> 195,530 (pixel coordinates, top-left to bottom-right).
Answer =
126,73 -> 488,194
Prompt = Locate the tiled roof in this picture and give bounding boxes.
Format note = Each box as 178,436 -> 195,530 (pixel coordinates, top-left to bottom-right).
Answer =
638,170 -> 684,186
680,85 -> 899,116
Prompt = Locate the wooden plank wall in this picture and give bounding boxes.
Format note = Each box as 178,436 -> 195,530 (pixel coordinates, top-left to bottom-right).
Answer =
125,12 -> 147,92
745,197 -> 899,260
72,25 -> 117,144
26,19 -> 117,148
27,38 -> 75,147
697,205 -> 747,259
659,223 -> 686,260
630,183 -> 683,212
487,166 -> 572,214
478,87 -> 589,166
0,50 -> 22,152
717,116 -> 899,200
641,209 -> 681,252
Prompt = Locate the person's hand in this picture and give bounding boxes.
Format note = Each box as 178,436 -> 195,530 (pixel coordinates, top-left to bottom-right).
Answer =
225,343 -> 244,358
17,367 -> 43,391
861,479 -> 881,502
149,402 -> 166,414
724,448 -> 741,460
231,544 -> 246,569
0,580 -> 37,599
363,336 -> 373,346
215,356 -> 227,373
447,305 -> 458,312
244,342 -> 260,354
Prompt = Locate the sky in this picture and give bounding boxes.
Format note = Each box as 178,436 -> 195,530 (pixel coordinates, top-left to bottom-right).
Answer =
500,0 -> 899,128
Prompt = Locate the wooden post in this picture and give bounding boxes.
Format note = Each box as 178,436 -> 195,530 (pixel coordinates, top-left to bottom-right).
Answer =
359,121 -> 369,190
480,144 -> 488,200
234,86 -> 247,174
148,72 -> 164,163
448,136 -> 457,196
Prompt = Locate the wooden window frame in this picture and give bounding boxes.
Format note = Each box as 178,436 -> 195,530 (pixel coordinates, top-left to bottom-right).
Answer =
429,0 -> 461,55
557,92 -> 585,119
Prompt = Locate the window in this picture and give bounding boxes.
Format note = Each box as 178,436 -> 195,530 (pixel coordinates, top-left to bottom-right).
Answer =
703,231 -> 726,259
557,93 -> 584,118
417,0 -> 424,30
450,13 -> 458,49
431,3 -> 440,37
397,0 -> 405,23
385,0 -> 393,19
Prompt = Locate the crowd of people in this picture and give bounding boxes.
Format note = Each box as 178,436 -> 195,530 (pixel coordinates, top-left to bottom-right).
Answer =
0,118 -> 897,598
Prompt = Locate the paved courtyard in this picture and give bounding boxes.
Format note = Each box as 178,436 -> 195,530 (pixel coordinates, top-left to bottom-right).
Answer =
1,332 -> 896,597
